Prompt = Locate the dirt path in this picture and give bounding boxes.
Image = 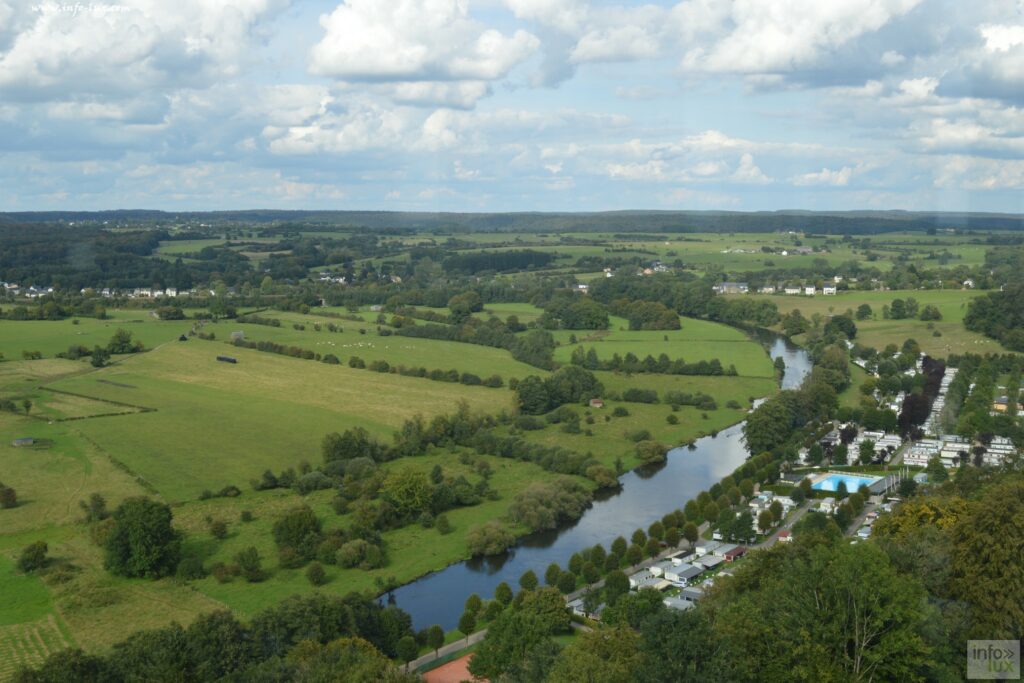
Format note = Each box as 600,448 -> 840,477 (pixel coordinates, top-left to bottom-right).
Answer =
423,653 -> 478,683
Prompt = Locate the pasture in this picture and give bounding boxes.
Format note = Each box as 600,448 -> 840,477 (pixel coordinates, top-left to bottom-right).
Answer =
222,314 -> 541,381
43,342 -> 517,502
0,313 -> 194,361
728,289 -> 996,357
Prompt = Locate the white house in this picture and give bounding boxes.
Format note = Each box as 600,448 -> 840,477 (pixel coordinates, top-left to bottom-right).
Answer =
819,497 -> 837,515
759,285 -> 776,294
963,279 -> 975,288
784,286 -> 801,295
823,285 -> 837,295
804,286 -> 816,296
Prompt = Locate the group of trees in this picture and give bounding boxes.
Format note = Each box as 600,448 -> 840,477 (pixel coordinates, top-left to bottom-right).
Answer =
568,345 -> 737,376
463,470 -> 1024,682
965,282 -> 1024,351
538,294 -> 609,330
744,344 -> 851,454
54,328 -> 143,367
516,366 -> 604,415
15,594 -> 421,682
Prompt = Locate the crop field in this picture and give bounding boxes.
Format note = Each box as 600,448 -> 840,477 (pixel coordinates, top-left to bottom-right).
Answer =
42,342 -> 516,502
0,554 -> 72,680
728,289 -> 996,358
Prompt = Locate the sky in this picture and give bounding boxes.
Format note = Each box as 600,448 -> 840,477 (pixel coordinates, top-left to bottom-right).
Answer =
0,0 -> 1022,213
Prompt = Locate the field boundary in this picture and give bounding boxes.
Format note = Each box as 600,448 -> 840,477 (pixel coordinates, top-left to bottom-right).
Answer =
37,387 -> 156,419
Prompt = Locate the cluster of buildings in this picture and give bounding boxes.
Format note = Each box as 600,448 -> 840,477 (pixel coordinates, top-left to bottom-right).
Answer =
1,282 -> 54,298
923,367 -> 959,435
850,430 -> 903,463
636,262 -> 671,277
712,281 -> 840,296
905,434 -> 1015,468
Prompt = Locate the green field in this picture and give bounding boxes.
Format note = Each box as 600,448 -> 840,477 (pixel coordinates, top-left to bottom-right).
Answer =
0,313 -> 195,361
225,314 -> 541,381
727,289 -> 996,358
43,342 -> 516,502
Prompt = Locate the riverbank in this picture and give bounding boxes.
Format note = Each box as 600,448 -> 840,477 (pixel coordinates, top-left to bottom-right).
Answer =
386,336 -> 812,630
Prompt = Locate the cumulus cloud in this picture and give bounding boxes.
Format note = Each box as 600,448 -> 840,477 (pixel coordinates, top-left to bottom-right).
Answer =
793,166 -> 854,186
732,153 -> 771,183
0,1 -> 284,100
679,0 -> 923,74
310,0 -> 538,86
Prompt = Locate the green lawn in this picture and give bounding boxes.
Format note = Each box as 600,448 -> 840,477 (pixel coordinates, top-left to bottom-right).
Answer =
43,342 -> 516,501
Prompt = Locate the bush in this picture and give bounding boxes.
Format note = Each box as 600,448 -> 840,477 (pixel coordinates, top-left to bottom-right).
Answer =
0,484 -> 17,509
666,414 -> 678,425
348,356 -> 365,368
240,510 -> 253,523
295,471 -> 333,495
322,354 -> 340,364
465,521 -> 515,556
18,541 -> 48,572
436,514 -> 452,535
622,388 -> 658,403
209,520 -> 228,539
235,547 -> 265,582
625,429 -> 652,443
336,540 -> 385,570
177,556 -> 207,580
612,407 -> 629,417
514,415 -> 546,431
306,562 -> 328,586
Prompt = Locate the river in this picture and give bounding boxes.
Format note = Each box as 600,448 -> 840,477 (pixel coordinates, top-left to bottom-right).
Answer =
387,335 -> 811,630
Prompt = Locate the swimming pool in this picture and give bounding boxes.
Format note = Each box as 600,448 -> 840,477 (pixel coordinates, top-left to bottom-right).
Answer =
812,473 -> 881,493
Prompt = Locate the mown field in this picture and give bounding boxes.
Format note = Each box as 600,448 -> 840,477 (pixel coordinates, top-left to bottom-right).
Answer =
727,289 -> 995,358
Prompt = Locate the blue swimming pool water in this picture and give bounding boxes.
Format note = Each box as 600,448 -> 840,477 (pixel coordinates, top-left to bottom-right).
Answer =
812,473 -> 881,493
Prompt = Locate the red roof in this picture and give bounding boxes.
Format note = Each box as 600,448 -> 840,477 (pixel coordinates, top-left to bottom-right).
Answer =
724,546 -> 748,559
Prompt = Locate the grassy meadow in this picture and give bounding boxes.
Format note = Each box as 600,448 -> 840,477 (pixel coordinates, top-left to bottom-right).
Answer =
727,289 -> 996,357
44,341 -> 516,502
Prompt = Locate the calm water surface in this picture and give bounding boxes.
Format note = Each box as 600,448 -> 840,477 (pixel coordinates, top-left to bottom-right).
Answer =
387,336 -> 810,630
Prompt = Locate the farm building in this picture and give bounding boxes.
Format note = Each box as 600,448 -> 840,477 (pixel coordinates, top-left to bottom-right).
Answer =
216,356 -> 238,364
589,398 -> 605,408
11,437 -> 34,447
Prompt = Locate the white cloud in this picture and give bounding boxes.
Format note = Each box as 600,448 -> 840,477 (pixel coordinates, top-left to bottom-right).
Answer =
503,0 -> 588,33
0,1 -> 283,99
310,0 -> 538,83
880,50 -> 906,66
980,24 -> 1024,52
899,76 -> 939,100
571,24 -> 660,63
732,153 -> 771,183
264,102 -> 411,154
933,155 -> 1024,190
793,166 -> 853,186
680,0 -> 923,74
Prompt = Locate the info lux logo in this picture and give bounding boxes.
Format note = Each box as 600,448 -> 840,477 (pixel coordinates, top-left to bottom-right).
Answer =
969,640 -> 1021,680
